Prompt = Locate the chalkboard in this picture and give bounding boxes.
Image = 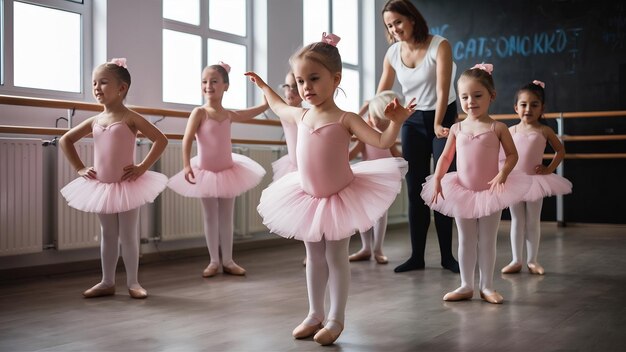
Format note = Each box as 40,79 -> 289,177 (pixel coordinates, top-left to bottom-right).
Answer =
411,0 -> 626,223
415,0 -> 626,114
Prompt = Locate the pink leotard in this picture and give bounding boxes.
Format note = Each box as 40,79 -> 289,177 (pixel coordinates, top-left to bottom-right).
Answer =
258,110 -> 407,241
60,118 -> 168,214
361,144 -> 393,161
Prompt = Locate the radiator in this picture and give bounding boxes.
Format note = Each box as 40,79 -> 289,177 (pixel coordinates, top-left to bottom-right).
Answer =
159,142 -> 204,241
159,143 -> 278,241
233,146 -> 277,236
56,140 -> 100,250
0,138 -> 43,256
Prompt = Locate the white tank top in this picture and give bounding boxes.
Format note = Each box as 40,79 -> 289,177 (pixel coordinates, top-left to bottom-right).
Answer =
385,35 -> 456,111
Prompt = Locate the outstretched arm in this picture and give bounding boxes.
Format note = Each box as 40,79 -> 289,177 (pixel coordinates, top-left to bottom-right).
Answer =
346,98 -> 415,149
123,111 -> 169,181
59,116 -> 97,179
538,126 -> 565,174
244,72 -> 301,124
229,95 -> 269,122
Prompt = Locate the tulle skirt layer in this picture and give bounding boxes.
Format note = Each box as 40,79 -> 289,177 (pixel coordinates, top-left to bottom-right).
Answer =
167,154 -> 266,198
271,154 -> 297,181
420,170 -> 532,219
60,171 -> 168,214
521,174 -> 572,202
258,157 -> 407,242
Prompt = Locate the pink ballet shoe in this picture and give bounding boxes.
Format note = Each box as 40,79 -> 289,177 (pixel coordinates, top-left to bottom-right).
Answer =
223,263 -> 246,276
313,320 -> 343,346
480,290 -> 504,304
443,290 -> 473,302
82,284 -> 115,298
348,251 -> 371,262
527,263 -> 545,275
202,263 -> 219,278
501,262 -> 523,274
292,320 -> 323,339
128,287 -> 148,299
374,254 -> 388,264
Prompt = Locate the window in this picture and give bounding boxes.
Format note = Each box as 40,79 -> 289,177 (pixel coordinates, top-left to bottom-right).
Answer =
303,0 -> 361,113
0,0 -> 91,98
162,0 -> 251,109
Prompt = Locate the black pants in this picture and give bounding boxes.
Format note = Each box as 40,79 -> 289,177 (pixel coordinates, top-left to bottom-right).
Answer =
400,102 -> 457,264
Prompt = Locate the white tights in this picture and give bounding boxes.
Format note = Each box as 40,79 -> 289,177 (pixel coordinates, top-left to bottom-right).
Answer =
201,197 -> 236,267
96,208 -> 141,289
357,212 -> 388,254
454,211 -> 502,294
303,238 -> 350,332
509,199 -> 543,265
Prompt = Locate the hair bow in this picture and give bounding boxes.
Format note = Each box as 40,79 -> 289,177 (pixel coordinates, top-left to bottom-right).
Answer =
218,61 -> 231,73
532,80 -> 545,88
321,32 -> 341,47
472,62 -> 493,75
109,58 -> 128,68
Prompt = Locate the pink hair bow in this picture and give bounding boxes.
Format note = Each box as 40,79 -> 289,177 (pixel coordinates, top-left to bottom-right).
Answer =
109,58 -> 127,68
532,80 -> 545,88
472,62 -> 493,75
321,32 -> 341,47
218,61 -> 231,73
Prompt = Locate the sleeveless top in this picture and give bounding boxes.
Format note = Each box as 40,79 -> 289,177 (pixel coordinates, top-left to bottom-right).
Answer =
386,35 -> 456,110
297,111 -> 354,198
455,122 -> 500,192
510,126 -> 547,175
196,110 -> 233,172
93,120 -> 136,183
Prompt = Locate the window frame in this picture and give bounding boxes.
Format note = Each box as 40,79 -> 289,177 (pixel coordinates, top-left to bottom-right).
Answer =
0,0 -> 92,100
162,0 -> 253,110
303,0 -> 363,113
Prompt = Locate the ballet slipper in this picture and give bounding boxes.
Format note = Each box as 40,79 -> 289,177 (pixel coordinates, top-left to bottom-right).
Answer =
527,263 -> 545,275
223,263 -> 246,276
443,290 -> 473,301
82,284 -> 116,298
348,250 -> 371,262
480,290 -> 504,304
374,254 -> 388,264
202,263 -> 219,278
128,287 -> 148,299
292,319 -> 323,339
313,320 -> 344,346
501,262 -> 523,274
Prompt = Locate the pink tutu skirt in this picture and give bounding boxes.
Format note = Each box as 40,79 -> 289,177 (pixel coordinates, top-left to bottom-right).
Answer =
522,174 -> 572,202
271,154 -> 297,181
258,157 -> 408,242
168,154 -> 266,198
60,171 -> 168,214
420,170 -> 532,219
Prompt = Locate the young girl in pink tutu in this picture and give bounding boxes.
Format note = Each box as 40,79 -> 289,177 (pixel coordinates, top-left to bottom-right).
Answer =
421,63 -> 531,304
246,33 -> 413,345
501,81 -> 572,276
348,90 -> 403,265
167,62 -> 267,278
60,58 -> 169,299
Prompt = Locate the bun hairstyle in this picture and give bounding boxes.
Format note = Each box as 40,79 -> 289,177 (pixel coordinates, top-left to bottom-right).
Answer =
515,80 -> 545,105
290,33 -> 343,75
368,90 -> 399,119
206,61 -> 231,84
459,63 -> 496,96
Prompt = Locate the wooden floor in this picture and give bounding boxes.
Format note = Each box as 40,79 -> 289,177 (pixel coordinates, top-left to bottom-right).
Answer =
1,221 -> 625,352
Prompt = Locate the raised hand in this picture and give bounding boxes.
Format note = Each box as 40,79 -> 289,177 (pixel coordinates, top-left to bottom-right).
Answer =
384,97 -> 416,123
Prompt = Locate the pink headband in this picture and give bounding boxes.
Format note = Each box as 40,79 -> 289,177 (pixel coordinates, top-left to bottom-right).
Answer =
532,80 -> 545,88
472,62 -> 493,75
321,32 -> 341,47
109,58 -> 127,68
218,61 -> 231,73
